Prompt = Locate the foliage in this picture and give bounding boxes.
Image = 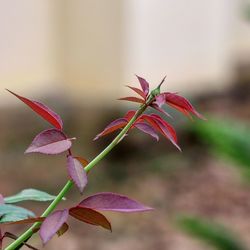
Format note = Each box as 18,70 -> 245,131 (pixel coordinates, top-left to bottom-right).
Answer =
192,119 -> 250,177
1,76 -> 203,249
176,215 -> 246,250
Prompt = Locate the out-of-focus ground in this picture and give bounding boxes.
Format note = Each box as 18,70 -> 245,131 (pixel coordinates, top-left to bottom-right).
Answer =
1,66 -> 250,249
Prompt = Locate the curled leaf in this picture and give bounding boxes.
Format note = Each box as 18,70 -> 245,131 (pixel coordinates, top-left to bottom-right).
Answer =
57,223 -> 69,237
79,192 -> 153,212
39,209 -> 69,245
6,89 -> 63,130
25,129 -> 73,155
69,206 -> 111,231
67,156 -> 88,193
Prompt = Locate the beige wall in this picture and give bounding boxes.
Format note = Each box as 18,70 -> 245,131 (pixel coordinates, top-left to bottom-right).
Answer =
1,0 -> 250,106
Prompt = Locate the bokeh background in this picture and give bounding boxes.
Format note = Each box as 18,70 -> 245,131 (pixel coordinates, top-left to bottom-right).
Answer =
1,1 -> 250,249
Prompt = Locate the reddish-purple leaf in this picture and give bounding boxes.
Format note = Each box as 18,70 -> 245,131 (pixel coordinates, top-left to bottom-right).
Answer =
39,209 -> 69,245
150,115 -> 180,151
118,97 -> 145,104
56,223 -> 69,237
134,122 -> 159,141
25,129 -> 73,154
94,118 -> 127,140
136,75 -> 150,96
164,92 -> 205,119
126,85 -> 146,99
79,192 -> 153,212
6,89 -> 63,130
69,206 -> 112,231
67,156 -> 88,193
141,114 -> 180,150
0,195 -> 4,205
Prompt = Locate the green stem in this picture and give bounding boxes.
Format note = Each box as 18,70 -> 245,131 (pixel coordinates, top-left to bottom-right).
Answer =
5,103 -> 148,250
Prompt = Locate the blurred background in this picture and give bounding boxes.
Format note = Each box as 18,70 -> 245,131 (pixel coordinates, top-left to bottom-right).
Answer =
1,0 -> 250,249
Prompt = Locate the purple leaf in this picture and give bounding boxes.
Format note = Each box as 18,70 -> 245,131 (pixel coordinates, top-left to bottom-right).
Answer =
134,122 -> 159,141
67,156 -> 88,193
25,129 -> 73,155
0,195 -> 4,205
39,209 -> 69,245
79,192 -> 153,212
6,89 -> 63,130
136,75 -> 150,96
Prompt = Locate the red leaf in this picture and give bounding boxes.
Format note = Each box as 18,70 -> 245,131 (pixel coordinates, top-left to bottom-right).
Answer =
94,118 -> 127,140
135,75 -> 149,95
79,192 -> 153,212
67,156 -> 88,193
141,115 -> 181,150
126,85 -> 146,99
25,129 -> 73,154
56,223 -> 69,237
118,97 -> 145,104
134,122 -> 159,141
6,89 -> 63,130
164,92 -> 205,119
69,206 -> 112,231
39,209 -> 69,244
151,115 -> 181,151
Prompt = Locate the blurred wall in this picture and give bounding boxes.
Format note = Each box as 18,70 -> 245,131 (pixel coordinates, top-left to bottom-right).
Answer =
1,0 -> 250,106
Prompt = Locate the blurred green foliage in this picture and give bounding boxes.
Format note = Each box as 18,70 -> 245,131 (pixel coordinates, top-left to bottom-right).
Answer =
191,119 -> 250,178
176,215 -> 246,250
